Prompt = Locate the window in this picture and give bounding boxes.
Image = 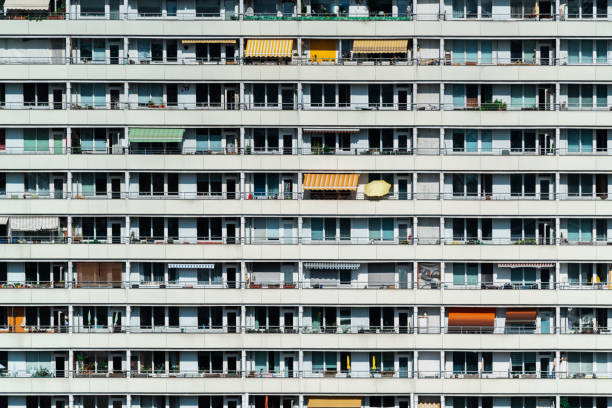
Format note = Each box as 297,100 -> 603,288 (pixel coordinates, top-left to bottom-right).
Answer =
510,219 -> 536,243
24,173 -> 50,196
452,174 -> 478,197
196,129 -> 223,153
138,84 -> 163,106
23,129 -> 50,153
252,129 -> 279,153
139,263 -> 165,283
452,352 -> 478,374
197,218 -> 223,241
197,174 -> 223,196
568,352 -> 594,376
510,84 -> 536,109
368,84 -> 394,109
196,0 -> 221,16
253,173 -> 279,198
139,0 -> 163,16
510,352 -> 536,375
451,218 -> 478,241
23,83 -> 49,107
80,83 -> 106,108
312,351 -> 337,373
568,84 -> 595,109
567,129 -> 594,153
369,218 -> 394,241
452,263 -> 478,287
310,84 -> 337,108
510,130 -> 536,153
80,0 -> 105,16
311,218 -> 342,241
252,84 -> 279,108
567,218 -> 593,242
196,84 -> 222,108
510,267 -> 536,287
567,174 -> 593,197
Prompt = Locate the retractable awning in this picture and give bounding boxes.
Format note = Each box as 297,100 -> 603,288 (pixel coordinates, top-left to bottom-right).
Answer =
128,128 -> 185,143
181,39 -> 236,44
3,0 -> 50,11
498,263 -> 555,268
303,174 -> 359,191
448,307 -> 495,327
308,398 -> 362,408
505,308 -> 536,323
303,128 -> 360,134
245,39 -> 293,58
168,263 -> 215,269
10,216 -> 59,231
352,39 -> 409,54
304,262 -> 360,270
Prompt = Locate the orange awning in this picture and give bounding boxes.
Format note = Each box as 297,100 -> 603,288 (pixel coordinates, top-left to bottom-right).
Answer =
303,174 -> 359,191
352,39 -> 408,54
448,307 -> 495,327
245,39 -> 293,58
182,39 -> 236,44
505,308 -> 536,323
308,398 -> 362,408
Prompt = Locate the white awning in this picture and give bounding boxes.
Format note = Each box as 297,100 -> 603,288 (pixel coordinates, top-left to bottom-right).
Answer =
10,216 -> 59,231
3,0 -> 50,11
498,263 -> 555,268
0,217 -> 8,225
304,262 -> 360,270
303,128 -> 360,134
168,263 -> 215,269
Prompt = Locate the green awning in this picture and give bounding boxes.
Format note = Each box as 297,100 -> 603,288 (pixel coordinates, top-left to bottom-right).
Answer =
128,128 -> 185,143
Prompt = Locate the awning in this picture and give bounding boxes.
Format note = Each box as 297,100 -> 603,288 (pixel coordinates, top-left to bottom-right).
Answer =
0,217 -> 8,225
245,39 -> 294,58
10,216 -> 59,231
3,0 -> 50,11
181,39 -> 236,44
448,307 -> 495,327
303,128 -> 360,134
309,39 -> 337,61
505,308 -> 536,323
304,262 -> 360,270
303,174 -> 359,191
128,128 -> 185,143
308,398 -> 362,408
352,39 -> 409,54
168,263 -> 215,269
498,263 -> 555,268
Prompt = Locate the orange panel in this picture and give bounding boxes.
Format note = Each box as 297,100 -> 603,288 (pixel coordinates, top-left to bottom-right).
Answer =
448,307 -> 495,327
505,308 -> 536,322
10,307 -> 26,333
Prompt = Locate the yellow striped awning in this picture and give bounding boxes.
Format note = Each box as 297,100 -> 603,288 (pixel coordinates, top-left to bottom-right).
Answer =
245,39 -> 294,58
308,398 -> 362,408
352,39 -> 409,54
303,174 -> 359,191
181,39 -> 237,44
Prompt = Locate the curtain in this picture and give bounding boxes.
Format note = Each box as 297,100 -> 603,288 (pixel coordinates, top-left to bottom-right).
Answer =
36,129 -> 49,153
82,174 -> 95,196
151,84 -> 163,105
267,174 -> 279,196
581,85 -> 593,108
452,0 -> 465,18
465,41 -> 478,63
93,39 -> 105,62
80,129 -> 94,152
481,130 -> 492,152
596,85 -> 607,108
581,40 -> 593,64
523,85 -> 536,108
511,85 -> 522,109
209,133 -> 222,152
523,40 -> 535,63
138,40 -> 151,62
382,219 -> 393,241
568,40 -> 580,64
480,41 -> 492,64
267,218 -> 279,240
465,129 -> 478,152
312,352 -> 324,372
568,84 -> 580,108
254,351 -> 267,372
568,129 -> 580,152
24,129 -> 37,152
452,40 -> 465,64
311,218 -> 323,241
466,264 -> 478,285
94,84 -> 106,107
81,84 -> 93,107
596,40 -> 607,64
581,130 -> 593,152
581,219 -> 592,242
453,85 -> 465,108
369,219 -> 381,240
568,219 -> 580,242
453,264 -> 465,286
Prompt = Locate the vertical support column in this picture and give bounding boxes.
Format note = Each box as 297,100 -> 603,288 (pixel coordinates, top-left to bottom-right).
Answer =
241,304 -> 246,334
439,38 -> 444,64
555,217 -> 560,245
412,83 -> 418,109
440,305 -> 445,334
439,172 -> 444,200
240,172 -> 245,199
440,216 -> 445,245
439,83 -> 445,112
126,305 -> 131,333
414,350 -> 419,377
555,38 -> 561,64
413,217 -> 418,245
124,37 -> 129,64
297,127 -> 303,154
299,349 -> 304,377
438,0 -> 444,18
124,82 -> 130,110
66,127 -> 72,154
440,350 -> 445,379
413,38 -> 418,65
555,82 -> 560,110
439,127 -> 445,155
125,261 -> 131,288
241,349 -> 247,377
297,172 -> 303,199
555,172 -> 560,200
65,37 -> 71,64
555,0 -> 560,20
298,304 -> 304,330
298,395 -> 304,408
240,216 -> 246,244
123,0 -> 128,19
298,216 -> 303,244
242,394 -> 249,408
67,216 -> 72,244
239,0 -> 244,18
240,261 -> 246,289
126,216 -> 131,244
239,38 -> 245,63
240,127 -> 246,154
555,262 -> 560,290
413,305 -> 418,332
68,303 -> 74,331
297,81 -> 303,107
555,128 -> 561,155
440,263 -> 445,290
66,81 -> 71,109
66,171 -> 72,198
411,127 -> 417,154
296,0 -> 301,15
65,0 -> 71,19
555,306 -> 560,334
298,261 -> 304,288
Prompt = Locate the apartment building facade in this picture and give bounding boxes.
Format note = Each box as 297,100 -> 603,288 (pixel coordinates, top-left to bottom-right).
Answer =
0,1 -> 612,408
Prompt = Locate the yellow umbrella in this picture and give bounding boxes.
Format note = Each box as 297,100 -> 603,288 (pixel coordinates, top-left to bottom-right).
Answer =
372,355 -> 376,370
346,355 -> 350,371
364,180 -> 391,198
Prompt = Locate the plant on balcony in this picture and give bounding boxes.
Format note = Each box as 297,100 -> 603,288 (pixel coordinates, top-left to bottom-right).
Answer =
33,368 -> 51,377
480,99 -> 507,111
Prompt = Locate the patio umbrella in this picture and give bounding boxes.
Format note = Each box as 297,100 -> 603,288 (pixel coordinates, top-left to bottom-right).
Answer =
364,180 -> 391,198
372,355 -> 376,370
346,355 -> 350,371
87,309 -> 91,326
113,312 -> 119,327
